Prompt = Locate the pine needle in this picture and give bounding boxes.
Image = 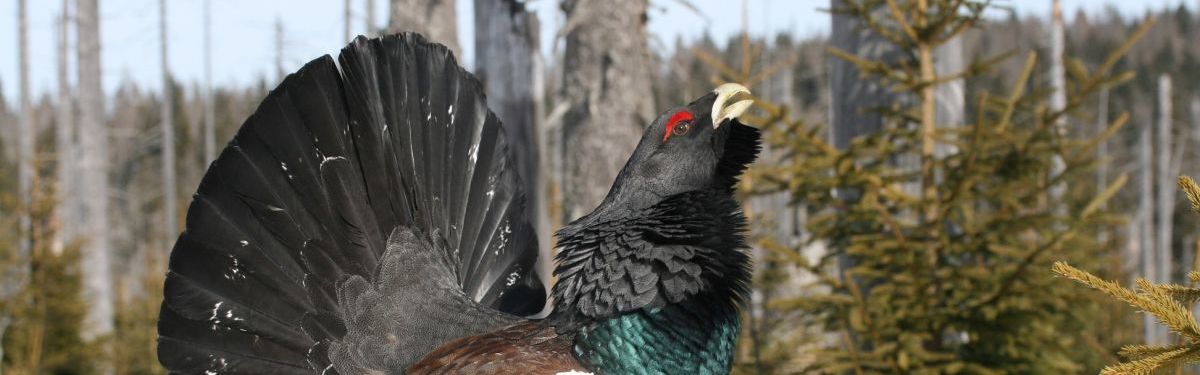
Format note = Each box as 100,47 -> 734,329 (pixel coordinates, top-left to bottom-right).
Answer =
1101,345 -> 1194,375
1179,176 -> 1200,214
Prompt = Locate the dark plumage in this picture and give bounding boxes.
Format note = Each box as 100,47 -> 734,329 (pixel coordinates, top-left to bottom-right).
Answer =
158,34 -> 759,374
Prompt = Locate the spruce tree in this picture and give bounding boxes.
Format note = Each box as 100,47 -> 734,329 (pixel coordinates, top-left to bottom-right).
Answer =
1055,176 -> 1200,374
743,0 -> 1154,372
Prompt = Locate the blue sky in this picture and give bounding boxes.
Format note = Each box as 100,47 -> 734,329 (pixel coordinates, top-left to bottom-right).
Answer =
0,0 -> 1195,103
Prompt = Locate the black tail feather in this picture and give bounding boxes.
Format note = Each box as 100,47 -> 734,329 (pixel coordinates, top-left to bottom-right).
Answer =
159,33 -> 545,374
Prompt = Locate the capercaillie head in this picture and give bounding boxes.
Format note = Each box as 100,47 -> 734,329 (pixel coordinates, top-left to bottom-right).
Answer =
548,85 -> 761,373
586,83 -> 760,214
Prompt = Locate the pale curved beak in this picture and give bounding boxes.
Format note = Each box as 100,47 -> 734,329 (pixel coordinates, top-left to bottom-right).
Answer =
711,83 -> 753,129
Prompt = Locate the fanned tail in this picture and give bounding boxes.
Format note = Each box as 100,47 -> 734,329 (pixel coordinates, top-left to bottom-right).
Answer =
158,33 -> 545,374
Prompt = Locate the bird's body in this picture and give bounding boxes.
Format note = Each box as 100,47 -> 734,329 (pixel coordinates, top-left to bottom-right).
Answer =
158,34 -> 758,374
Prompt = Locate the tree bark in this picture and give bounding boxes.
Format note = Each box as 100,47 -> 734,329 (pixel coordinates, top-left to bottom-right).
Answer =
934,36 -> 963,158
829,0 -> 903,205
55,0 -> 76,253
77,0 -> 115,343
1156,74 -> 1173,290
366,0 -> 377,35
1138,106 -> 1157,344
161,0 -> 178,249
387,0 -> 459,57
1048,0 -> 1067,207
344,0 -> 353,42
275,18 -> 285,82
204,0 -> 215,163
17,0 -> 33,260
1155,77 -> 1175,352
1096,89 -> 1109,202
1193,97 -> 1200,159
474,0 -> 549,285
558,0 -> 655,221
829,2 -> 898,150
4,1 -> 34,369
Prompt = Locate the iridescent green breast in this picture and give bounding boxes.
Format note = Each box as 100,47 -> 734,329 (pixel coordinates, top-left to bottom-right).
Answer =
573,299 -> 741,374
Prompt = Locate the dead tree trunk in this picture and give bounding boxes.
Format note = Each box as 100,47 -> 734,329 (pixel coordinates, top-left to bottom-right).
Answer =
17,0 -> 33,260
55,0 -> 75,253
387,0 -> 458,57
344,0 -> 352,42
77,0 -> 115,343
1156,74 -> 1173,291
934,36 -> 964,157
1193,97 -> 1200,157
473,0 -> 549,281
1097,89 -> 1109,202
3,0 -> 34,369
558,0 -> 655,222
204,0 -> 215,163
1149,75 -> 1176,345
1048,0 -> 1067,208
829,1 -> 897,150
160,0 -> 178,248
1138,107 -> 1157,344
366,0 -> 376,35
275,18 -> 285,82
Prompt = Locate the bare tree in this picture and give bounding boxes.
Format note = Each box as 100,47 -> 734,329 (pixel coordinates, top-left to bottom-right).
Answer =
344,0 -> 353,42
1194,97 -> 1200,158
77,0 -> 115,343
1153,75 -> 1191,346
160,0 -> 178,247
558,0 -> 655,221
56,0 -> 76,253
829,0 -> 903,205
934,36 -> 963,157
1138,106 -> 1157,344
473,0 -> 548,292
1097,89 -> 1109,202
17,0 -> 33,258
366,0 -> 376,35
829,1 -> 897,150
275,18 -> 285,82
3,0 -> 34,369
204,0 -> 215,163
1048,0 -> 1067,206
387,0 -> 458,56
1156,74 -> 1173,292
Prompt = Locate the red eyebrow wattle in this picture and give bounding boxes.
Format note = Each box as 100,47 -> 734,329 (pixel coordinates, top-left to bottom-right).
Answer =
663,111 -> 694,142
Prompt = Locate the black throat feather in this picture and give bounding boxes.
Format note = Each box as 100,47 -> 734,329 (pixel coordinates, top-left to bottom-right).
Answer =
548,119 -> 762,330
714,119 -> 762,192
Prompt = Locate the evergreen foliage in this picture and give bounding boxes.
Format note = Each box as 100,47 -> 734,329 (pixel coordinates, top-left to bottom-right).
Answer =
1,162 -> 97,374
111,249 -> 165,375
1055,176 -> 1200,375
741,0 -> 1154,372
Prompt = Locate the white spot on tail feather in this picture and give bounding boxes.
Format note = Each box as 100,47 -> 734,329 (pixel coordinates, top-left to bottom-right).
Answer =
210,302 -> 223,321
320,155 -> 347,168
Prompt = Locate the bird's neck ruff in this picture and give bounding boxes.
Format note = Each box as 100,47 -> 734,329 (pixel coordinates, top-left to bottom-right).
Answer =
550,192 -> 752,373
547,121 -> 760,373
572,292 -> 743,373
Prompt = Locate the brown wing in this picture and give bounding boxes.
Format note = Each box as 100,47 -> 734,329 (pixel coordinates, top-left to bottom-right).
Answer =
406,322 -> 585,374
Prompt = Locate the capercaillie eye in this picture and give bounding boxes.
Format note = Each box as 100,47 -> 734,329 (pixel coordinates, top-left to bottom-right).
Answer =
672,121 -> 691,136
